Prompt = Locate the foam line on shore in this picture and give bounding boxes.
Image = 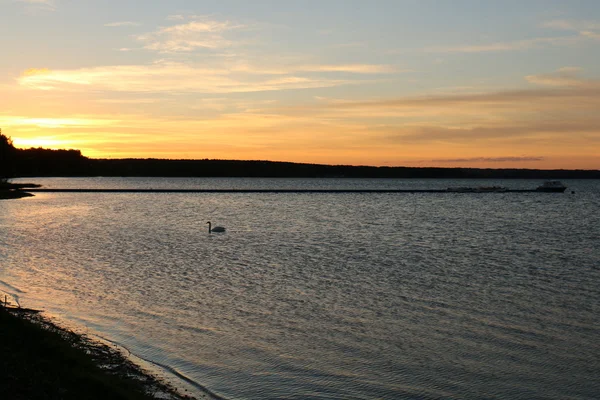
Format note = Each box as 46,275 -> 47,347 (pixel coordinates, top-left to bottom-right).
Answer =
91,333 -> 226,400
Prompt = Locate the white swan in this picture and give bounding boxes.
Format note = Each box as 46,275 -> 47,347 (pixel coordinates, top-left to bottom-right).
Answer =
207,221 -> 226,233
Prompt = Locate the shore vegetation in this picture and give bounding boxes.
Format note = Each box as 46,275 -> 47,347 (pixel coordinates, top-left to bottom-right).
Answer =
0,305 -> 196,399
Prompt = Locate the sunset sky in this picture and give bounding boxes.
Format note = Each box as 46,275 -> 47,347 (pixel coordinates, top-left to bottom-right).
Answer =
1,0 -> 599,169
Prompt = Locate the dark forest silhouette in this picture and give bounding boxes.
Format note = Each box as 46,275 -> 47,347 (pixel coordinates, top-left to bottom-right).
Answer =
1,130 -> 599,180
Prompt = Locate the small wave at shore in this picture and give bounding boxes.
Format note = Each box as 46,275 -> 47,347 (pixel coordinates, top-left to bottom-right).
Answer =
89,332 -> 224,400
0,279 -> 24,307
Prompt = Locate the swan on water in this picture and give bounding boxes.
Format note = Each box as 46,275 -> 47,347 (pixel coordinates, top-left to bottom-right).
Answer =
207,221 -> 226,233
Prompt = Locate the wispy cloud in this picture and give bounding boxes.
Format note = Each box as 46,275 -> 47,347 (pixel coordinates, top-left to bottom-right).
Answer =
136,17 -> 246,52
542,19 -> 600,31
0,115 -> 119,129
581,30 -> 600,39
17,0 -> 56,12
299,64 -> 399,74
525,67 -> 599,87
6,68 -> 600,166
312,86 -> 600,115
379,122 -> 600,144
228,63 -> 397,75
426,36 -> 579,53
167,15 -> 185,21
430,156 -> 544,163
426,19 -> 600,54
104,21 -> 141,27
333,41 -> 368,49
268,70 -> 600,153
541,19 -> 600,42
17,61 -> 366,94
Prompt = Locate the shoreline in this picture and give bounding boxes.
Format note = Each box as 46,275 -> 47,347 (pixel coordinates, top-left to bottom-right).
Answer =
0,182 -> 39,200
0,304 -> 209,399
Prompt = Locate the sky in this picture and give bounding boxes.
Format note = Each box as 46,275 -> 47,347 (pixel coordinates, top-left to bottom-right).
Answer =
1,0 -> 599,169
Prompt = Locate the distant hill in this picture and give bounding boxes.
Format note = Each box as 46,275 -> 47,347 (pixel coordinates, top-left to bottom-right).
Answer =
2,132 -> 599,179
12,154 -> 600,179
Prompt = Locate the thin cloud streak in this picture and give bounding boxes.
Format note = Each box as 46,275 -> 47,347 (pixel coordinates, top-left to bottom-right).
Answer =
299,64 -> 400,74
104,21 -> 141,27
426,35 -> 581,53
429,156 -> 544,163
525,67 -> 594,87
17,61 -> 392,94
17,0 -> 55,11
542,19 -> 600,31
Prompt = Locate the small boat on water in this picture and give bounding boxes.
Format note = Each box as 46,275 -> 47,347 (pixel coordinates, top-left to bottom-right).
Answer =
536,181 -> 567,193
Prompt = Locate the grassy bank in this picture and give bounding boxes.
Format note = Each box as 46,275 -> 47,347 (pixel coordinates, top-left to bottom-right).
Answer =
0,306 -> 195,399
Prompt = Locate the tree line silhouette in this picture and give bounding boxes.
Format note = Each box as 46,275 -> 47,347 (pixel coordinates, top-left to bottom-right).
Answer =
1,130 -> 599,180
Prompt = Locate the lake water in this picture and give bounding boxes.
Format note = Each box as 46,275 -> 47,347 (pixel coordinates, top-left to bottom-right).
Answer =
1,178 -> 599,399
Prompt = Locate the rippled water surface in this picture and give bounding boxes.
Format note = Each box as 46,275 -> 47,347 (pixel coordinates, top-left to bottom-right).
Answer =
1,178 -> 599,399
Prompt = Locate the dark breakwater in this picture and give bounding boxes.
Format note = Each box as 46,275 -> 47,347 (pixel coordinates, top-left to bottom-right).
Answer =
27,188 -> 558,193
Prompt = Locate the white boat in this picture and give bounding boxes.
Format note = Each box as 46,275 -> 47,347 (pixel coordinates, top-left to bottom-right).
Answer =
536,181 -> 567,192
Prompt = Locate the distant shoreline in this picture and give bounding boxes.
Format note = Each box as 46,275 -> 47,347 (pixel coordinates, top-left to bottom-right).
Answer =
3,133 -> 600,180
9,150 -> 600,180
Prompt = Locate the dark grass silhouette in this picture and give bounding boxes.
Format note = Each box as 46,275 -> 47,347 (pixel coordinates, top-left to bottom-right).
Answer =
0,306 -> 194,400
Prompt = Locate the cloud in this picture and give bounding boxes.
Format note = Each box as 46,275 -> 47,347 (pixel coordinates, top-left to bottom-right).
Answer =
230,63 -> 399,75
268,70 -> 600,151
17,53 -> 396,95
314,85 -> 600,115
18,0 -> 53,4
525,67 -> 599,87
11,65 -> 600,165
426,19 -> 600,54
541,20 -> 600,42
581,31 -> 600,40
0,115 -> 119,129
429,156 -> 544,163
299,64 -> 399,74
17,61 -> 365,94
543,19 -> 600,31
426,36 -> 580,53
381,122 -> 600,144
136,18 -> 246,52
333,41 -> 367,49
17,0 -> 55,11
22,67 -> 52,76
104,21 -> 141,27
